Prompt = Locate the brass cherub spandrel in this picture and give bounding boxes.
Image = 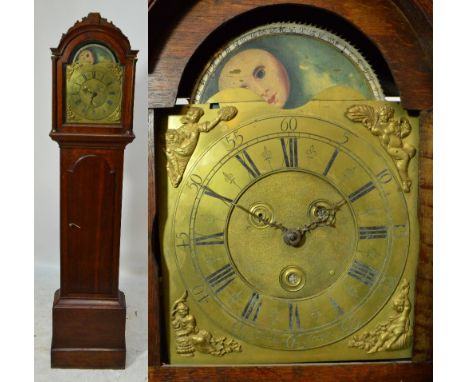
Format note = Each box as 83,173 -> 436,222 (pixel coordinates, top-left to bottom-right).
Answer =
348,279 -> 413,353
171,291 -> 242,357
345,105 -> 416,192
164,106 -> 238,188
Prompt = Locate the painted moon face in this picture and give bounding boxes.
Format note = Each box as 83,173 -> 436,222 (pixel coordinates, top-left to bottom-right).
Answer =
218,49 -> 290,108
78,49 -> 95,64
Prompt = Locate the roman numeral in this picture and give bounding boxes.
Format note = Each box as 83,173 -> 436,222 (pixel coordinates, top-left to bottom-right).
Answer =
359,226 -> 388,239
204,187 -> 234,204
194,232 -> 225,246
280,137 -> 298,168
242,292 -> 262,321
348,260 -> 378,287
348,181 -> 376,202
235,150 -> 261,178
289,303 -> 300,330
206,264 -> 236,294
323,148 -> 339,176
329,297 -> 344,316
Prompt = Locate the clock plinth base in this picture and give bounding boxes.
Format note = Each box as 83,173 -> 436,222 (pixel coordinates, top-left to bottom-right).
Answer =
51,290 -> 126,369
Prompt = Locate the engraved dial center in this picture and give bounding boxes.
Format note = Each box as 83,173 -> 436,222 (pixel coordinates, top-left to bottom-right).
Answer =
227,170 -> 355,299
80,78 -> 108,107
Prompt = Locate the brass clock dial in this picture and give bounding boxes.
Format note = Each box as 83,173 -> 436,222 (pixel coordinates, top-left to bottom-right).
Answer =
159,96 -> 419,364
65,43 -> 123,124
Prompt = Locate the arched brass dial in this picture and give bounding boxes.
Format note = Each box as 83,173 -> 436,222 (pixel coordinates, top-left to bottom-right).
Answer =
65,43 -> 123,123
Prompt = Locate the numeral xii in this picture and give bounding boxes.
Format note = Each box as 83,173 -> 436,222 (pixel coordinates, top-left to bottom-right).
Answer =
280,137 -> 298,168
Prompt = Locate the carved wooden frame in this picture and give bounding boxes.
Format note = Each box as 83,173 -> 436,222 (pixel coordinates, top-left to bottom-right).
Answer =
148,1 -> 432,380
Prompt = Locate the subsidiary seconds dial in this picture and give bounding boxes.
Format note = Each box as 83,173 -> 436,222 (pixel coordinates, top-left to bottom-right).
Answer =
172,115 -> 410,350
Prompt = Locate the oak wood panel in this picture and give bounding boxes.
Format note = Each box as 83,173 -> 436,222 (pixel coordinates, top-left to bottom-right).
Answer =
392,0 -> 432,69
413,0 -> 432,20
149,362 -> 432,382
413,110 -> 433,362
58,146 -> 126,300
148,0 -> 432,110
51,290 -> 127,369
64,154 -> 116,296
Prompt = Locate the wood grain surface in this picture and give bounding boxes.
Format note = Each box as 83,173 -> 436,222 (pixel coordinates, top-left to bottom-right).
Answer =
413,110 -> 433,362
149,362 -> 432,382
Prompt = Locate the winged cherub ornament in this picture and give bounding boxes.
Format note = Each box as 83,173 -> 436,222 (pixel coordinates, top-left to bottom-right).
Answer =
164,106 -> 237,187
346,105 -> 416,192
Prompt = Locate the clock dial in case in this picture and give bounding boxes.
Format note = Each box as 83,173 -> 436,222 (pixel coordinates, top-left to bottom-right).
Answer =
165,106 -> 415,360
65,43 -> 123,124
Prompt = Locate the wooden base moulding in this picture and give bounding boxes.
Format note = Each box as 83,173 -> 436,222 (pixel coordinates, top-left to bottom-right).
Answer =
51,290 -> 126,369
149,362 -> 432,382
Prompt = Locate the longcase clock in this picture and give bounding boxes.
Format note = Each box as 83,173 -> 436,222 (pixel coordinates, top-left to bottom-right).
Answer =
50,13 -> 137,369
148,1 -> 432,381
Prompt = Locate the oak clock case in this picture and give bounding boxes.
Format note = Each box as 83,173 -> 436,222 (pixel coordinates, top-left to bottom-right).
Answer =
157,23 -> 420,365
49,13 -> 137,369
